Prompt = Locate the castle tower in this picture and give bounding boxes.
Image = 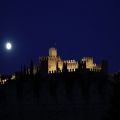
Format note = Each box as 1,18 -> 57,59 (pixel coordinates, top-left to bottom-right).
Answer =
49,47 -> 57,57
48,47 -> 58,73
81,57 -> 94,69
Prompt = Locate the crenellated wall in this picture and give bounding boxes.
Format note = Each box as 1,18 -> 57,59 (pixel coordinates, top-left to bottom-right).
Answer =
21,48 -> 107,77
64,60 -> 78,72
38,48 -> 106,74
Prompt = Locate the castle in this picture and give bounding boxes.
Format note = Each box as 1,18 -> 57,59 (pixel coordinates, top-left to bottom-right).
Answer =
38,47 -> 108,74
0,47 -> 108,84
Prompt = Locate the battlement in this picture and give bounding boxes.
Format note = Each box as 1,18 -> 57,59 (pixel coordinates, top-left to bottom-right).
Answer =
82,57 -> 93,61
68,68 -> 76,72
64,59 -> 76,63
48,69 -> 63,74
38,48 -> 107,75
88,68 -> 101,72
39,56 -> 48,61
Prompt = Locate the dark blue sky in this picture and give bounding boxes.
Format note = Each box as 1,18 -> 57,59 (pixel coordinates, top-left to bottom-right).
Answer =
0,0 -> 120,74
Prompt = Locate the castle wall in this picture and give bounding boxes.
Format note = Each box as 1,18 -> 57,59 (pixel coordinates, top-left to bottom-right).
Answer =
64,60 -> 78,72
58,60 -> 63,71
81,57 -> 102,71
48,56 -> 57,73
39,48 -> 103,74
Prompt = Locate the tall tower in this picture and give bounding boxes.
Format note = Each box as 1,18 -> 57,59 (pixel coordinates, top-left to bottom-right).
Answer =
48,47 -> 58,73
49,47 -> 57,57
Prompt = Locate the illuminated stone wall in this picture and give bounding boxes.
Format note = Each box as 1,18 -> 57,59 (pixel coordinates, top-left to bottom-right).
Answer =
58,60 -> 63,71
39,48 -> 102,74
48,48 -> 63,73
81,57 -> 101,71
64,60 -> 78,72
48,48 -> 79,73
81,57 -> 95,69
48,56 -> 57,73
49,48 -> 57,57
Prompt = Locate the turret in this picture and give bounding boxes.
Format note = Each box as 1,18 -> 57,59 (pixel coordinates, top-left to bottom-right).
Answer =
49,47 -> 57,57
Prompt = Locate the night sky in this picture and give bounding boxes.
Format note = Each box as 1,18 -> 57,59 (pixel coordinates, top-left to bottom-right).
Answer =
0,0 -> 120,74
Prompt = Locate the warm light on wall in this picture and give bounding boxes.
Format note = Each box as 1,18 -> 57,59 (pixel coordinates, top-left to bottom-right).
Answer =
36,48 -> 103,74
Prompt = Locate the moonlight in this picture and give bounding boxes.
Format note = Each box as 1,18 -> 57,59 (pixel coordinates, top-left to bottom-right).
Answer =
5,42 -> 12,50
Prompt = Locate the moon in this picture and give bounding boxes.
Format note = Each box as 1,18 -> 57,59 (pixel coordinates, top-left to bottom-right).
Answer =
5,42 -> 12,50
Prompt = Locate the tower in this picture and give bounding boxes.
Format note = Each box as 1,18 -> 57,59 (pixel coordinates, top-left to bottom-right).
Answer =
49,47 -> 57,57
48,47 -> 58,73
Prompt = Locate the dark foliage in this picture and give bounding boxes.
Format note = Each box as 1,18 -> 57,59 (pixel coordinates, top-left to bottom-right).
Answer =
0,68 -> 117,120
